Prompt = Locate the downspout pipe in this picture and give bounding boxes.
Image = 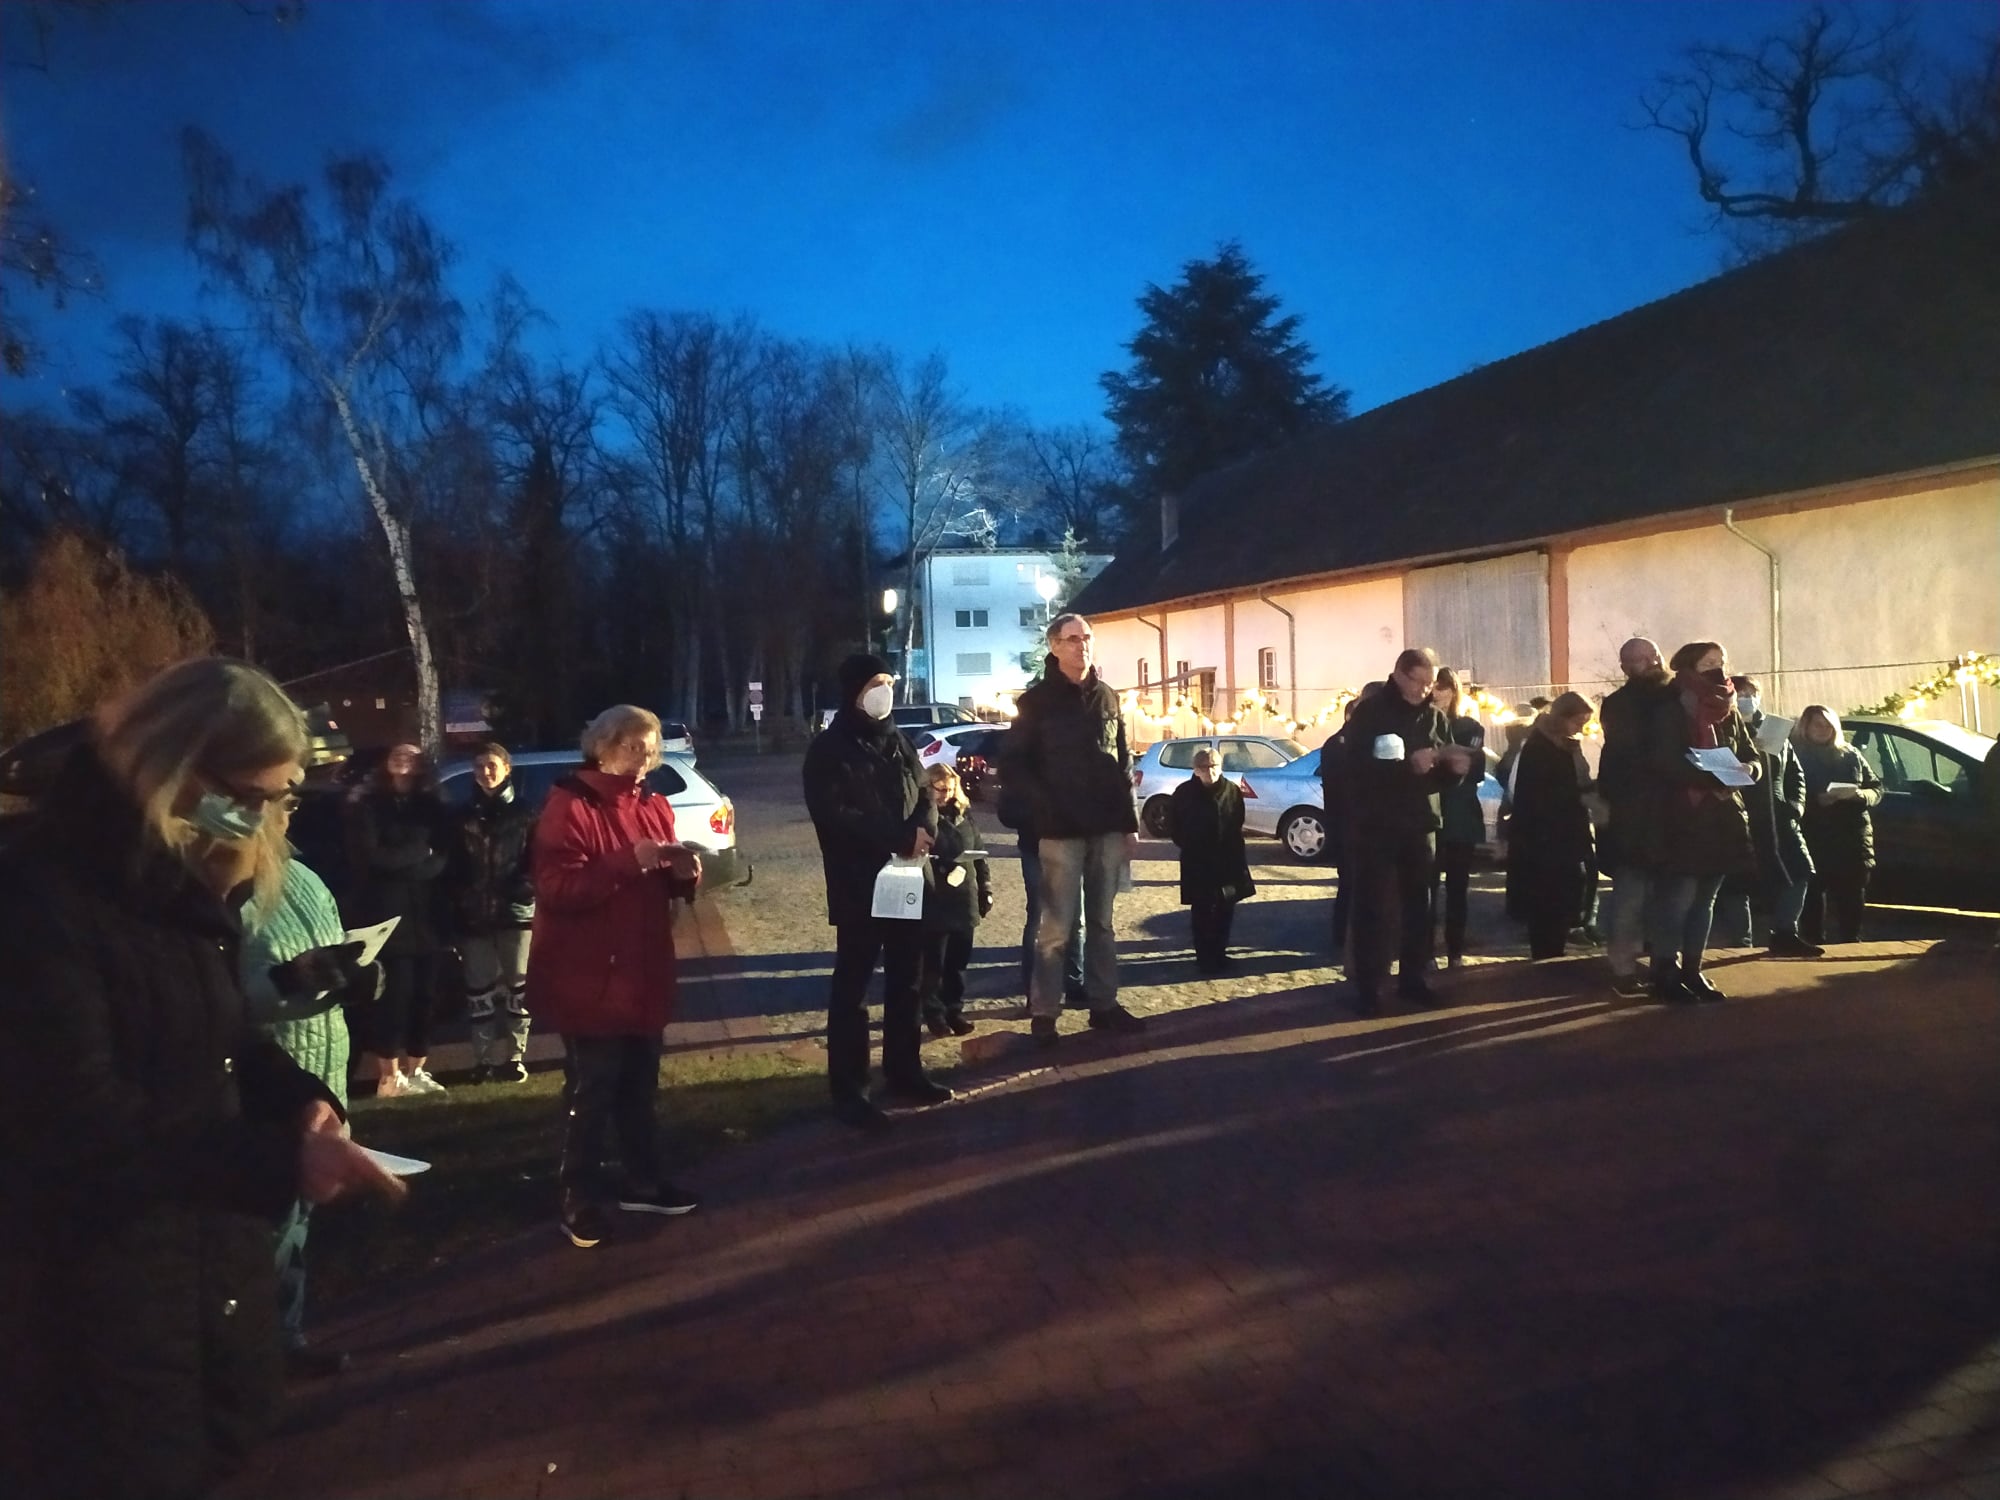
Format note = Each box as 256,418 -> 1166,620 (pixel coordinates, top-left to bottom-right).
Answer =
1722,508 -> 1781,690
1137,613 -> 1167,713
1256,589 -> 1299,721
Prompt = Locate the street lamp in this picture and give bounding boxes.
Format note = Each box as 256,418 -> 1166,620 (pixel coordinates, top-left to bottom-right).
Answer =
881,587 -> 898,616
1035,573 -> 1059,605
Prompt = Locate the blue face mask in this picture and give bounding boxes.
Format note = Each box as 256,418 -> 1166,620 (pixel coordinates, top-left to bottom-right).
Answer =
190,791 -> 266,842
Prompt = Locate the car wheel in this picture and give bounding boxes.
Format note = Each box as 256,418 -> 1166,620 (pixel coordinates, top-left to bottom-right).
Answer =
1141,796 -> 1174,839
1280,809 -> 1328,861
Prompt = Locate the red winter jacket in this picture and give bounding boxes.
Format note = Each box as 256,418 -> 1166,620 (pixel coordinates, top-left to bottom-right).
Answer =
525,768 -> 695,1037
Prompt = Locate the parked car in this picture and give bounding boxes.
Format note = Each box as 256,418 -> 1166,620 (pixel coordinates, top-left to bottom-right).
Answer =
891,702 -> 981,731
1229,745 -> 1505,862
910,722 -> 1002,773
431,749 -> 749,890
1838,717 -> 1997,908
948,727 -> 1010,802
659,719 -> 695,759
1130,735 -> 1308,838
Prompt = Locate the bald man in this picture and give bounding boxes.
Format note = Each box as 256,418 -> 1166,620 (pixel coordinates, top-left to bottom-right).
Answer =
1597,638 -> 1674,996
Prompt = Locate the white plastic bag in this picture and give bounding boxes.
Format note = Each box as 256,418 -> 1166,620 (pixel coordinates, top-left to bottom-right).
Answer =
870,856 -> 928,920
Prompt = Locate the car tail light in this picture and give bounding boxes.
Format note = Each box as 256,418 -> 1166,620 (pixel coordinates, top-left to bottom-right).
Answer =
921,741 -> 943,759
709,800 -> 734,836
1240,777 -> 1259,799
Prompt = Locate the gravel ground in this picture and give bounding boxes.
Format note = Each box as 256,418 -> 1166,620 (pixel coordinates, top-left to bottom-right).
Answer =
692,747 -> 1541,1063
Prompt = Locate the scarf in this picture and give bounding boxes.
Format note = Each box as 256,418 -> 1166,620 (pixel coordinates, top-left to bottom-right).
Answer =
1676,669 -> 1735,806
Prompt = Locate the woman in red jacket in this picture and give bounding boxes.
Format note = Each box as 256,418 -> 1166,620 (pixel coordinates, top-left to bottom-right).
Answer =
528,705 -> 702,1249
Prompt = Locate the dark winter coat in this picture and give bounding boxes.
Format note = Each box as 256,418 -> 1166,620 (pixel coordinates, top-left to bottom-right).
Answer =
1595,673 -> 1674,874
1630,692 -> 1758,878
1317,723 -> 1356,865
526,768 -> 695,1038
1341,678 -> 1462,841
343,784 -> 448,953
922,808 -> 992,935
1795,740 -> 1881,875
1169,775 -> 1257,906
1002,660 -> 1137,840
1507,729 -> 1596,928
1439,713 -> 1488,846
803,707 -> 938,927
443,779 -> 537,935
1740,718 -> 1815,887
0,748 -> 338,1500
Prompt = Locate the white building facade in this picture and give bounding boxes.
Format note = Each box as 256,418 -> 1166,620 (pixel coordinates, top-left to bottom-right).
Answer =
918,547 -> 1112,711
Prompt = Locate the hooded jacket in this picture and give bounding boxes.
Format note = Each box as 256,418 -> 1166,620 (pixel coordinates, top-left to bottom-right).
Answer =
1002,657 -> 1137,840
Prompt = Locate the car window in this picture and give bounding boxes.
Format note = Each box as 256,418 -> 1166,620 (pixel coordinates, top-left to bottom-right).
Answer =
1274,739 -> 1308,761
1884,732 -> 1969,791
1848,727 -> 1892,787
646,763 -> 689,798
1157,740 -> 1203,770
911,731 -> 939,750
660,722 -> 691,740
1222,739 -> 1289,772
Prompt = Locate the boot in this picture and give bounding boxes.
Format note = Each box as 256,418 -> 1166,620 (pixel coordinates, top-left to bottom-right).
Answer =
1650,955 -> 1695,1005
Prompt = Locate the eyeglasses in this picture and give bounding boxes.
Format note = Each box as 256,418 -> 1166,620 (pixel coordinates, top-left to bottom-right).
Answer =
212,775 -> 301,813
1054,633 -> 1092,645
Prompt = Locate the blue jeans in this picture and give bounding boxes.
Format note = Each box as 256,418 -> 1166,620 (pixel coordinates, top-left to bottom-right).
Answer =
1020,843 -> 1084,998
1714,875 -> 1810,946
1647,873 -> 1726,978
1606,866 -> 1655,977
1029,833 -> 1125,1017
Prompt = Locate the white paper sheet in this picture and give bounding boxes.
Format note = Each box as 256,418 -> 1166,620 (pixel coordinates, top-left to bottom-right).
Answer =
870,856 -> 927,920
342,917 -> 400,967
1686,747 -> 1755,787
358,1146 -> 431,1177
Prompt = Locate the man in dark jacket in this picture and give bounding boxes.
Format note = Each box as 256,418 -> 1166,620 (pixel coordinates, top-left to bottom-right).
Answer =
803,654 -> 952,1128
1596,637 -> 1674,997
1340,648 -> 1472,1013
1712,675 -> 1822,957
1318,682 -> 1381,957
1002,613 -> 1147,1045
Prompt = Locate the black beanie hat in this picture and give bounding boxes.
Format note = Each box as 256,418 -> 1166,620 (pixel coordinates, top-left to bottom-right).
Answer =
838,652 -> 891,705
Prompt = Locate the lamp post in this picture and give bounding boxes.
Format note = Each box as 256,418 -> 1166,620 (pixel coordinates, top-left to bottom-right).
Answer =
880,587 -> 899,689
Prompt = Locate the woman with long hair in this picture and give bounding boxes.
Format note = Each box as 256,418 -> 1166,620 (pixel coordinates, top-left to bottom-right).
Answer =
0,657 -> 401,1500
918,763 -> 991,1036
1429,667 -> 1487,967
1790,705 -> 1882,943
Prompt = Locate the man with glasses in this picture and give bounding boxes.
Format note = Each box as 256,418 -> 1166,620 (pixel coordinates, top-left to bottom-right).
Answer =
1003,613 -> 1147,1045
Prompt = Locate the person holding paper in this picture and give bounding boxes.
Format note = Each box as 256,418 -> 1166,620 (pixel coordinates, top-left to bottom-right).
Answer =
918,764 -> 991,1037
1633,641 -> 1759,1003
529,706 -> 703,1249
803,654 -> 953,1130
1713,676 -> 1822,957
1340,648 -> 1475,1014
1791,705 -> 1882,943
0,658 -> 403,1500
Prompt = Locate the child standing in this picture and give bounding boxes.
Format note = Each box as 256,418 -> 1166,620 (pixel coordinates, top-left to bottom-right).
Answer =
920,764 -> 991,1038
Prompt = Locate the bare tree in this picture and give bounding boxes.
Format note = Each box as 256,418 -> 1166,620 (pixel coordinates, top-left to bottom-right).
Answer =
1641,2 -> 2000,256
184,130 -> 461,751
1020,421 -> 1123,546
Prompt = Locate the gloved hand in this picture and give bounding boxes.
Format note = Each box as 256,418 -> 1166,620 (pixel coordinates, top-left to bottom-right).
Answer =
978,892 -> 994,919
270,941 -> 368,999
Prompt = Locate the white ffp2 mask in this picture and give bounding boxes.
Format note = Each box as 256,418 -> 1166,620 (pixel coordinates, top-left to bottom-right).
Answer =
859,683 -> 894,720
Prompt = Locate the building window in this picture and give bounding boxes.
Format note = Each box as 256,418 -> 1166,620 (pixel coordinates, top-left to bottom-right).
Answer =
1258,648 -> 1278,690
1137,659 -> 1152,689
956,653 -> 992,677
1019,604 -> 1047,627
1174,660 -> 1191,692
1020,650 -> 1040,672
954,608 -> 989,628
950,561 -> 990,587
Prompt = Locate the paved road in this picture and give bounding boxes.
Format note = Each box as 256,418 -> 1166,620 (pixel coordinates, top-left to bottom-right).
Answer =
224,750 -> 2000,1500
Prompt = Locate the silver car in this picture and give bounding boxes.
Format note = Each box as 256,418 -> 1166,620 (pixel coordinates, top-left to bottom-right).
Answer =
1129,734 -> 1307,838
436,749 -> 748,888
1227,745 -> 1507,863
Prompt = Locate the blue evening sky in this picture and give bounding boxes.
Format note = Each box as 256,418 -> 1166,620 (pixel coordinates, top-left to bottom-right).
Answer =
2,0 -> 1990,423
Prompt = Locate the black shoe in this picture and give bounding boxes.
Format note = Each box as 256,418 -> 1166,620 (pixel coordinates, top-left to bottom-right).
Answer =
924,1013 -> 951,1039
833,1096 -> 894,1132
1650,972 -> 1696,1005
285,1343 -> 350,1379
1088,1005 -> 1147,1034
1030,1015 -> 1060,1048
617,1183 -> 700,1216
1766,931 -> 1825,959
494,1060 -> 529,1084
1610,971 -> 1650,1000
881,1075 -> 956,1107
947,1015 -> 976,1037
1686,972 -> 1726,1003
1061,986 -> 1091,1011
559,1200 -> 608,1248
468,1064 -> 492,1086
1397,979 -> 1439,1007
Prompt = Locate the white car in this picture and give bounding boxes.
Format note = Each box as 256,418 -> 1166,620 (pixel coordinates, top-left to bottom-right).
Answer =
435,749 -> 747,887
911,722 -> 1002,773
1129,735 -> 1308,838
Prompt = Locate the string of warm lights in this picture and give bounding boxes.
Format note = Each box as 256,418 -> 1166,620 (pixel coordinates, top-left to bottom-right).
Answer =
1847,651 -> 1998,722
1116,683 -> 1604,742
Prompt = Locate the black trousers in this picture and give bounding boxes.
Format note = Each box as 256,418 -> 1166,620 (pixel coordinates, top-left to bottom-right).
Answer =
919,930 -> 973,1022
1350,831 -> 1437,996
829,919 -> 924,1103
558,1032 -> 663,1201
364,952 -> 436,1059
1189,899 -> 1237,966
1432,841 -> 1474,960
1801,869 -> 1869,944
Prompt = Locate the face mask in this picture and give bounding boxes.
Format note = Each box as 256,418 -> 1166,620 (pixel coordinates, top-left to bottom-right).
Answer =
190,791 -> 265,842
1736,695 -> 1760,719
859,683 -> 894,720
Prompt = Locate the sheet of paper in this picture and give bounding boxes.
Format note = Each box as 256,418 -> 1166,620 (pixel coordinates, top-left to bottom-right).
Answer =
358,1146 -> 431,1177
1686,747 -> 1755,787
343,917 -> 400,968
870,856 -> 927,920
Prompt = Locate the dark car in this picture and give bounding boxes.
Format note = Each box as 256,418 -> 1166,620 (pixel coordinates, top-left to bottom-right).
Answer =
950,727 -> 1010,802
1840,717 -> 1998,909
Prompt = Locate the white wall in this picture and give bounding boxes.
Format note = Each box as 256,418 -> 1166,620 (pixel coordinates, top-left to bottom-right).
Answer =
923,552 -> 1107,708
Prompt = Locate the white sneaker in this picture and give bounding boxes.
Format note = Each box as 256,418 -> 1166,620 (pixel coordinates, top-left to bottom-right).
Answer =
376,1070 -> 408,1098
404,1067 -> 447,1095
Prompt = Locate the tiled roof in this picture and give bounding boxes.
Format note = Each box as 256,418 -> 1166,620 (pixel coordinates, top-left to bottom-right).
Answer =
1072,182 -> 2000,618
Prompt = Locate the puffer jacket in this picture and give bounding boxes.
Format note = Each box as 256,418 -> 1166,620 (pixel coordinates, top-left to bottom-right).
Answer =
1002,660 -> 1137,840
527,768 -> 695,1037
1439,713 -> 1488,846
1741,719 -> 1815,887
1795,740 -> 1881,874
1342,677 -> 1462,839
0,748 -> 337,1500
803,707 -> 937,927
922,808 -> 991,934
443,779 -> 537,935
343,784 -> 447,953
240,855 -> 354,1109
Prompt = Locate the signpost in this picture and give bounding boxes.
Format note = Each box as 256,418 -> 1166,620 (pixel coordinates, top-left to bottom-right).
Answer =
747,681 -> 764,753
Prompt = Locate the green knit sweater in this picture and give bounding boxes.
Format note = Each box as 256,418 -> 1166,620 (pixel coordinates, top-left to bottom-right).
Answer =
240,857 -> 351,1109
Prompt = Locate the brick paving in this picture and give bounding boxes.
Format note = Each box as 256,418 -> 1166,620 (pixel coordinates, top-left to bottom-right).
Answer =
227,927 -> 2000,1500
